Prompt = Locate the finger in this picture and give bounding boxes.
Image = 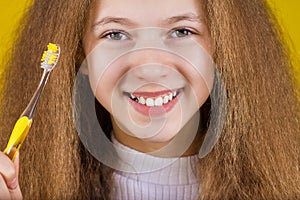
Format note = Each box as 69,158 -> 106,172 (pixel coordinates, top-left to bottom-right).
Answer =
7,153 -> 22,200
0,152 -> 17,189
8,184 -> 22,200
8,152 -> 20,191
13,152 -> 19,182
0,175 -> 10,200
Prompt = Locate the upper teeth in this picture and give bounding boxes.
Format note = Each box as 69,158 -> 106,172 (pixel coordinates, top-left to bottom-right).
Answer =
130,91 -> 178,107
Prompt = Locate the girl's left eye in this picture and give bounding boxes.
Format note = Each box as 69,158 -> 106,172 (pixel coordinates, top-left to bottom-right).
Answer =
170,28 -> 195,38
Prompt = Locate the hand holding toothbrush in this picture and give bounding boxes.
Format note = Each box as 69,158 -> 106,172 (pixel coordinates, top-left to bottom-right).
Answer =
3,43 -> 60,161
0,43 -> 60,199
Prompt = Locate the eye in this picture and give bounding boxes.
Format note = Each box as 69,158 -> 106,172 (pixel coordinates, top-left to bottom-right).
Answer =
101,30 -> 129,40
170,28 -> 195,38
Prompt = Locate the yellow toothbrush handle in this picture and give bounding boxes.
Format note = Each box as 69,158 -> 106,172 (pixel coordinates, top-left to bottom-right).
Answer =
4,116 -> 32,161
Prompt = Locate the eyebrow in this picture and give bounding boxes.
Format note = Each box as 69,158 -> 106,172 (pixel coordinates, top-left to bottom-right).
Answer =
164,13 -> 203,25
92,13 -> 203,29
93,17 -> 136,28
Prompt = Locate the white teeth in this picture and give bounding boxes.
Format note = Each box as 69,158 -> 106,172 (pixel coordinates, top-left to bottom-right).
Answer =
139,97 -> 146,105
154,97 -> 163,106
163,96 -> 169,104
169,93 -> 173,101
129,90 -> 179,107
146,98 -> 154,107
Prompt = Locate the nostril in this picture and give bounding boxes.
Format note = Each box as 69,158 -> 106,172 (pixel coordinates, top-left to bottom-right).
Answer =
133,64 -> 171,81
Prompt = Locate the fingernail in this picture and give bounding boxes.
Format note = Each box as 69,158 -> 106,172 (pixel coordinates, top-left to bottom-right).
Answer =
9,177 -> 18,189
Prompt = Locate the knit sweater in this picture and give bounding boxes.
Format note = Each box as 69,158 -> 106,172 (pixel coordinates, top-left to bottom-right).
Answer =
110,136 -> 201,200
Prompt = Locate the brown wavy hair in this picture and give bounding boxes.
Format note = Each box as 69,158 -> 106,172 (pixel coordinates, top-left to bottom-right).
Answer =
0,0 -> 299,199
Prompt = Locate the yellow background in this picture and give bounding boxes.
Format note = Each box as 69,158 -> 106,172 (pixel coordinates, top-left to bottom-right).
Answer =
0,0 -> 299,82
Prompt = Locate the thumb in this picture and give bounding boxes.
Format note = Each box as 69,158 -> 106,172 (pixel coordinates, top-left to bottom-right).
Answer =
5,151 -> 19,190
13,152 -> 19,182
8,152 -> 22,200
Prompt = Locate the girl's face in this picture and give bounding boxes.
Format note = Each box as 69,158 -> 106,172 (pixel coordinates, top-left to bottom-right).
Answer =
83,0 -> 213,145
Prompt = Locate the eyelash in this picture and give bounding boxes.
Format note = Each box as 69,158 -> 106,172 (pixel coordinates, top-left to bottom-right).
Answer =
101,29 -> 130,40
168,27 -> 197,38
100,27 -> 198,41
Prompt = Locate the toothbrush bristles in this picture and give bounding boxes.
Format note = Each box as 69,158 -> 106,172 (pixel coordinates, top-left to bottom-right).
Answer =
47,43 -> 59,52
41,43 -> 60,70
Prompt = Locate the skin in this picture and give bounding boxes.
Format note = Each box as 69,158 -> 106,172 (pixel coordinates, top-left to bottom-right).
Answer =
0,152 -> 22,200
83,0 -> 213,156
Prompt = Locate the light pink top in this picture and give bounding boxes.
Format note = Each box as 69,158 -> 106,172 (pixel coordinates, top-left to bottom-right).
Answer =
111,136 -> 200,200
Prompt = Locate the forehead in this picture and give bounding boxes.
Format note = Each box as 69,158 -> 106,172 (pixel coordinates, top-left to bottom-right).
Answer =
91,0 -> 202,26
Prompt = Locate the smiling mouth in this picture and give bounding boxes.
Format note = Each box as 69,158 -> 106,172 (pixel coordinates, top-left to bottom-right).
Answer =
123,89 -> 182,116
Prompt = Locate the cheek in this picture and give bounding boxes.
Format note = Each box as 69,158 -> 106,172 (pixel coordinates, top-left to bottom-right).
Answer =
94,83 -> 112,113
194,76 -> 211,107
92,66 -> 123,113
85,42 -> 128,111
91,55 -> 130,114
176,56 -> 214,108
170,41 -> 214,105
85,40 -> 130,93
189,67 -> 213,106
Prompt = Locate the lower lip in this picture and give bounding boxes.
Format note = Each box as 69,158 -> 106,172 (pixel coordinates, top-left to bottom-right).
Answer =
127,94 -> 180,116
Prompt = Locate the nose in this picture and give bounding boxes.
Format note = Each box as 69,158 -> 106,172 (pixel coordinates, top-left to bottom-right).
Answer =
127,49 -> 172,82
133,63 -> 171,82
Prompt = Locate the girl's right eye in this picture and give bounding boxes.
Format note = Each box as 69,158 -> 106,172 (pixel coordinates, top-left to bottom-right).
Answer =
100,30 -> 129,40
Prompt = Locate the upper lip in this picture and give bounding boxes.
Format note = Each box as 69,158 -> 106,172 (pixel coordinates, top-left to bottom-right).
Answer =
133,89 -> 174,97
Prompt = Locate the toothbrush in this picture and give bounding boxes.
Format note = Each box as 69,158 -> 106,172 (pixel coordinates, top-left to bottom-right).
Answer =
3,43 -> 60,161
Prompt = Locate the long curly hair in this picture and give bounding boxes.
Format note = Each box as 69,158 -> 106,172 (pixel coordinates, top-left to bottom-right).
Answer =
0,0 -> 299,199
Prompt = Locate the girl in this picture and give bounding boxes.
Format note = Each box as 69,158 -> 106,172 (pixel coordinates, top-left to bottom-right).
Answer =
0,0 -> 299,199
